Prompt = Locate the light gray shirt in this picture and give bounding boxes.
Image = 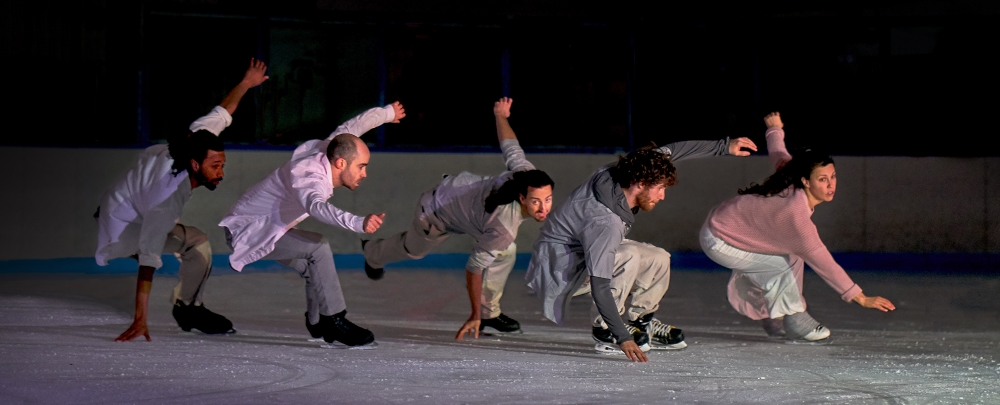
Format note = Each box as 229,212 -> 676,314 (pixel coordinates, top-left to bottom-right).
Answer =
526,139 -> 731,338
430,139 -> 535,272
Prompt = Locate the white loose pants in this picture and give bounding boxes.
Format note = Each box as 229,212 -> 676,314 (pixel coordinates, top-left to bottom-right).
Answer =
699,225 -> 806,320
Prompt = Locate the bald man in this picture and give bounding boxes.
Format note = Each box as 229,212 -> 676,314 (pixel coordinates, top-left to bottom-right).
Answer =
220,102 -> 405,348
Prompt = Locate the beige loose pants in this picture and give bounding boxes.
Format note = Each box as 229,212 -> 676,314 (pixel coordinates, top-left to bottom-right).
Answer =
163,224 -> 214,306
363,190 -> 516,319
576,239 -> 673,327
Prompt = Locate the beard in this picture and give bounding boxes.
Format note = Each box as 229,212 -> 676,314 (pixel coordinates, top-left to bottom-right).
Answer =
192,170 -> 222,191
636,191 -> 657,212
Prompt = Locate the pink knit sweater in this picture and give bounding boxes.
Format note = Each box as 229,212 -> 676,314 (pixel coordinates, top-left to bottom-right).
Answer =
706,128 -> 861,302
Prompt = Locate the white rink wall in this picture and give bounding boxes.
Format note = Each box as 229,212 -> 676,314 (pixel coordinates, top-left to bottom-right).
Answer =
1,146 -> 998,260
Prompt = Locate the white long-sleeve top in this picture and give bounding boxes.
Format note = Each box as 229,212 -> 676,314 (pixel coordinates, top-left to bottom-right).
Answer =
95,106 -> 232,269
219,105 -> 396,271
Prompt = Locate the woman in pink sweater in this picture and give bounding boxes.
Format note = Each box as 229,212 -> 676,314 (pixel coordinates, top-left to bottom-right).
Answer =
700,112 -> 895,341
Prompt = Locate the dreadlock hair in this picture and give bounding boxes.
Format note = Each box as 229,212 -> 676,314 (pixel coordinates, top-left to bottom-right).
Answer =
608,145 -> 677,189
168,130 -> 225,176
739,149 -> 835,197
485,169 -> 555,214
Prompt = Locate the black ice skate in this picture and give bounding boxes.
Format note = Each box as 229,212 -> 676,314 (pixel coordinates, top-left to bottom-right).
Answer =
310,310 -> 377,349
172,300 -> 236,335
593,325 -> 651,354
628,313 -> 686,350
305,312 -> 324,342
360,240 -> 384,280
478,313 -> 522,335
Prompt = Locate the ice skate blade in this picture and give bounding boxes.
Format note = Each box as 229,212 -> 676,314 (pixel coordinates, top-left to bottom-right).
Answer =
784,337 -> 832,345
306,337 -> 324,343
180,328 -> 236,336
593,342 -> 651,354
649,341 -> 687,350
322,341 -> 378,350
480,327 -> 524,336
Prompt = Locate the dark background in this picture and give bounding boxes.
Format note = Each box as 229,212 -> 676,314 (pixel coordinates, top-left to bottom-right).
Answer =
2,0 -> 998,155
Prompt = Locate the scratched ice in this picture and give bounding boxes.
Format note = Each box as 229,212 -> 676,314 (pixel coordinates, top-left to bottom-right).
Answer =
0,269 -> 997,404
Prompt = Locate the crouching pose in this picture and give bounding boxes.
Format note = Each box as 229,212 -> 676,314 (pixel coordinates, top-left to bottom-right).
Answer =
527,135 -> 758,361
363,98 -> 553,339
220,102 -> 405,348
701,112 -> 895,342
96,58 -> 269,341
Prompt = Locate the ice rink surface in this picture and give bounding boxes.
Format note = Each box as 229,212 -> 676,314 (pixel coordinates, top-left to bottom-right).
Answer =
1,267 -> 998,404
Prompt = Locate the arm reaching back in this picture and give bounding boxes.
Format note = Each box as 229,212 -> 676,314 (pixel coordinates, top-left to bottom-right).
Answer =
494,97 -> 535,171
327,102 -> 405,141
657,136 -> 757,163
763,112 -> 792,170
190,58 -> 269,136
219,58 -> 269,116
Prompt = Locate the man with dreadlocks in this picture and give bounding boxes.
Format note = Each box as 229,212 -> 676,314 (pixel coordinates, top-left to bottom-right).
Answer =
96,58 -> 269,342
526,133 -> 758,361
362,97 -> 553,340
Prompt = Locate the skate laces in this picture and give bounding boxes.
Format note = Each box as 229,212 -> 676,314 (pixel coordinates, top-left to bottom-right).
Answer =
647,318 -> 674,338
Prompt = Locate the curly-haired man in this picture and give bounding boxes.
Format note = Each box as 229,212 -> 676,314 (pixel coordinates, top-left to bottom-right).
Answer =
526,136 -> 757,362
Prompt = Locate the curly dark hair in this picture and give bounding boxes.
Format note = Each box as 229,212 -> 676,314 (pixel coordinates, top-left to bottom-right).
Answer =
739,149 -> 834,197
485,170 -> 555,213
609,146 -> 677,189
168,130 -> 225,176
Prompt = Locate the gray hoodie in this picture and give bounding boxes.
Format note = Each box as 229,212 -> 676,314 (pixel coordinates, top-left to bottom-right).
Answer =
526,138 -> 731,342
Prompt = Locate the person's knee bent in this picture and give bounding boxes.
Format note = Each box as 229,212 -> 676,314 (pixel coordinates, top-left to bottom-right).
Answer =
182,225 -> 210,247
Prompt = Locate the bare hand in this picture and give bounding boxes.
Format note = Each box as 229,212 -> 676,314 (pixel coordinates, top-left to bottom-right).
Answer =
728,137 -> 758,156
363,213 -> 385,233
619,340 -> 648,362
390,102 -> 406,123
764,111 -> 783,129
853,293 -> 896,312
455,317 -> 481,340
115,320 -> 150,342
242,58 -> 269,88
494,97 -> 513,118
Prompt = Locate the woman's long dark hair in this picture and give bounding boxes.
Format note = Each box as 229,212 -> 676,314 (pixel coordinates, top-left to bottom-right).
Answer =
739,149 -> 834,197
485,169 -> 555,213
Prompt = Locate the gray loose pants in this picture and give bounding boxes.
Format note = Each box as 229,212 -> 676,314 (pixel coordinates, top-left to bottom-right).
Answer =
363,190 -> 516,319
227,228 -> 347,325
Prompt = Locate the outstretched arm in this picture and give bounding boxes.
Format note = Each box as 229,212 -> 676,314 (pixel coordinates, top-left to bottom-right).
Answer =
326,102 -> 405,141
116,266 -> 154,342
189,58 -> 269,136
220,58 -> 269,115
658,136 -> 758,163
456,269 -> 484,340
493,98 -> 535,172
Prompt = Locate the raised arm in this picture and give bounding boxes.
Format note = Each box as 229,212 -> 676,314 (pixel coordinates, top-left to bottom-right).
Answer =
326,102 -> 405,141
493,97 -> 535,172
763,112 -> 793,170
219,58 -> 269,116
189,58 -> 269,136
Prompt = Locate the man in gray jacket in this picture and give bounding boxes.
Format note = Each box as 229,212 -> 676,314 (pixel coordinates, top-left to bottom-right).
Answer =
526,136 -> 757,362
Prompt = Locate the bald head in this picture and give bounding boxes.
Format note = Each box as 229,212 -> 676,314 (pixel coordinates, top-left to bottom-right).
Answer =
326,133 -> 367,164
327,134 -> 371,190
